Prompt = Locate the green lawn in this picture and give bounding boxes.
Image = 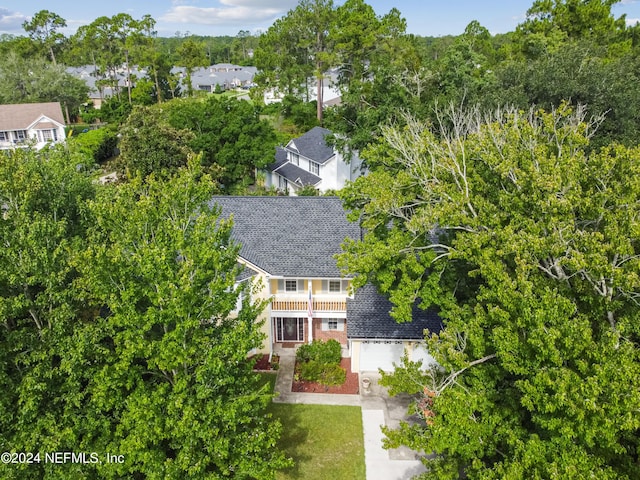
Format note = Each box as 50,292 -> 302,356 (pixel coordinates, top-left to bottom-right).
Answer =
268,403 -> 365,480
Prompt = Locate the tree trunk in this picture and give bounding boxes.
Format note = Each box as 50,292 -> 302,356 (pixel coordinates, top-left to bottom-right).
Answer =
316,73 -> 323,124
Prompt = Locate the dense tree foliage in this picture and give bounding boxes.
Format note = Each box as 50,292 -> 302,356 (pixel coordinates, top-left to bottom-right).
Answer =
22,10 -> 67,65
338,105 -> 640,478
0,150 -> 289,479
0,54 -> 89,123
118,105 -> 195,179
163,96 -> 279,189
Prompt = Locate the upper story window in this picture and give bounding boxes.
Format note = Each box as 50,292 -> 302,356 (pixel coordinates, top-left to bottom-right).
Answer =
290,153 -> 300,166
324,279 -> 349,294
309,161 -> 319,175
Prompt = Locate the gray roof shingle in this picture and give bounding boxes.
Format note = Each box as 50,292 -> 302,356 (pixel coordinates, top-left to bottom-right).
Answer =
273,162 -> 321,186
211,196 -> 360,277
288,126 -> 335,164
270,147 -> 288,170
0,102 -> 65,130
347,284 -> 443,340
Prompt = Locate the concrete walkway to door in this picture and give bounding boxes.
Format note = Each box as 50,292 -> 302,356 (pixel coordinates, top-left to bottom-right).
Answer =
272,351 -> 428,479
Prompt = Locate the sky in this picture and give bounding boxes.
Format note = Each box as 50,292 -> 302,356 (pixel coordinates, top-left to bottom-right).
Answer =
1,0 -> 640,38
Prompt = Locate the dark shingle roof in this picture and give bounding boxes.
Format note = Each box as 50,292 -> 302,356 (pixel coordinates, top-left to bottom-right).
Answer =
288,126 -> 335,164
211,196 -> 360,277
273,162 -> 321,186
236,263 -> 257,282
270,147 -> 288,170
347,284 -> 443,339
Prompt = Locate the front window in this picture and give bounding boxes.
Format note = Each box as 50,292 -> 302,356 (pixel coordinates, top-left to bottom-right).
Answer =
309,161 -> 319,175
329,280 -> 341,293
40,129 -> 57,142
322,318 -> 343,331
285,280 -> 298,292
14,130 -> 26,142
0,132 -> 7,141
279,175 -> 288,191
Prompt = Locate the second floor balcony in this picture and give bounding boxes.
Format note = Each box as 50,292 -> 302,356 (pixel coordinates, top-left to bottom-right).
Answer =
271,294 -> 347,313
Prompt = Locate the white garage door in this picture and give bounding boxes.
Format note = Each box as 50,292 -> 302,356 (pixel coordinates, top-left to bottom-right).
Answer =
359,341 -> 405,372
411,344 -> 437,368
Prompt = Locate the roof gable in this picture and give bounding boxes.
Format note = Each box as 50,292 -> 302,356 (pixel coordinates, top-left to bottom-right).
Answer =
0,103 -> 65,131
286,127 -> 335,164
211,196 -> 360,277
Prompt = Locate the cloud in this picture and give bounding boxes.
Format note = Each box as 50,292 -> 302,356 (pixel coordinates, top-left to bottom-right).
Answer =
619,0 -> 638,5
161,0 -> 298,26
220,0 -> 297,7
626,17 -> 640,26
0,8 -> 28,31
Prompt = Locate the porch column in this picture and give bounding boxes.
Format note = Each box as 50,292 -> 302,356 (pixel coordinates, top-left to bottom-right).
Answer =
307,279 -> 313,344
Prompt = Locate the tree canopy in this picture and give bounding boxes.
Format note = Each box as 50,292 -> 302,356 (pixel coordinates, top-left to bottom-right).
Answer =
338,105 -> 640,478
0,150 -> 290,479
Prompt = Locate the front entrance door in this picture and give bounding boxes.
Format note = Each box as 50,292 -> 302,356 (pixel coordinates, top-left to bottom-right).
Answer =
275,317 -> 304,342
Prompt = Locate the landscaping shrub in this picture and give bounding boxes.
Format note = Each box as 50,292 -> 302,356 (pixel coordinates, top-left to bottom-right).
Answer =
318,363 -> 346,387
296,340 -> 344,387
296,339 -> 341,365
69,127 -> 118,163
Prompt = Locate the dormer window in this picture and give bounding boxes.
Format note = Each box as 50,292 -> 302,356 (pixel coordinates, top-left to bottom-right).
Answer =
290,153 -> 299,166
309,161 -> 319,175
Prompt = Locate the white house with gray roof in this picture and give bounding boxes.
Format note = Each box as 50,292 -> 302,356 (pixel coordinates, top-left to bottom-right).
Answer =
264,126 -> 364,195
0,102 -> 66,150
212,196 -> 442,373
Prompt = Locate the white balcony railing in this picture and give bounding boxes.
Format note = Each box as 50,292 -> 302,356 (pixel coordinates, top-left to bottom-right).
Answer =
271,294 -> 347,313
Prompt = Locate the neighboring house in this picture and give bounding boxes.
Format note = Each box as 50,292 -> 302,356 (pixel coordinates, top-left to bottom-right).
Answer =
0,102 -> 66,150
263,68 -> 341,107
213,196 -> 442,372
184,64 -> 257,92
67,65 -> 144,109
264,127 -> 364,195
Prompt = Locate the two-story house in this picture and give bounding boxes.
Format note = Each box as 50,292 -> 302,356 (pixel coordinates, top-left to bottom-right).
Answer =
212,196 -> 442,373
264,127 -> 364,195
0,102 -> 66,150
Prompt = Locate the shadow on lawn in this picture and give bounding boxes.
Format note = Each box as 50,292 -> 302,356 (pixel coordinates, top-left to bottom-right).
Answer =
268,404 -> 310,478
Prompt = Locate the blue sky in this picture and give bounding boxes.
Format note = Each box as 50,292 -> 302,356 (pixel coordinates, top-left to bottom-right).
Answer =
1,1 -> 640,38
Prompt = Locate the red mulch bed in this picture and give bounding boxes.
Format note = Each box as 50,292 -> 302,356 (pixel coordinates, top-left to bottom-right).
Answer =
252,354 -> 278,371
292,358 -> 359,394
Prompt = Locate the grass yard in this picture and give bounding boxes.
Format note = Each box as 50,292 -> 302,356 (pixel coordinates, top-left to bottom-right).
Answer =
268,403 -> 365,480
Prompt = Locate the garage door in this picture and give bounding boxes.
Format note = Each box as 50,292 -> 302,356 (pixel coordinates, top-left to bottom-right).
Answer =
411,345 -> 437,368
359,341 -> 405,372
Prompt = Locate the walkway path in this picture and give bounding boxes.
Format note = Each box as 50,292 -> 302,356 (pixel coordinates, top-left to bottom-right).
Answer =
272,352 -> 428,479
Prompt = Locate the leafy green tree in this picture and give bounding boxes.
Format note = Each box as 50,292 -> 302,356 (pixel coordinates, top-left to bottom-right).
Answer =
164,96 -> 278,188
489,41 -> 640,147
338,105 -> 640,479
22,10 -> 67,65
77,161 -> 290,478
176,39 -> 208,97
325,5 -> 421,151
0,146 -> 97,480
118,105 -> 195,179
0,153 -> 290,479
0,53 -> 89,122
68,127 -> 118,164
256,0 -> 336,123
